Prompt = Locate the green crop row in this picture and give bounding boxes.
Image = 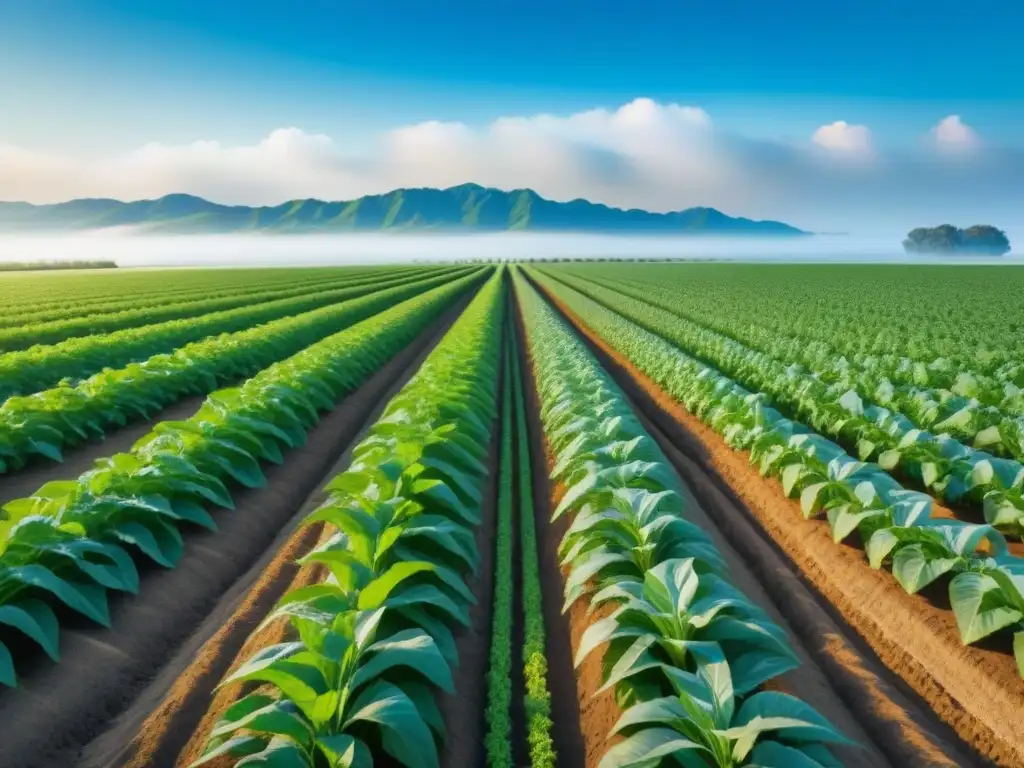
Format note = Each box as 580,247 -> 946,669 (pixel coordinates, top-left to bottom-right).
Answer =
532,270 -> 1024,677
484,335 -> 515,768
0,267 -> 461,402
0,266 -> 412,330
0,269 -> 479,474
190,271 -> 505,768
510,322 -> 556,768
546,269 -> 1024,539
0,274 -> 482,686
555,262 -> 1024,373
515,271 -> 851,768
0,266 -> 374,316
0,267 -> 422,351
595,272 -> 1024,433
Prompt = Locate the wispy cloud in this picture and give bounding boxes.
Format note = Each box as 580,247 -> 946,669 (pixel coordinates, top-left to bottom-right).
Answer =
1,99 -> 1021,232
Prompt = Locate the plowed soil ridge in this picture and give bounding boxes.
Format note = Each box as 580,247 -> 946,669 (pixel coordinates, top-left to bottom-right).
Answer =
533,274 -> 1018,767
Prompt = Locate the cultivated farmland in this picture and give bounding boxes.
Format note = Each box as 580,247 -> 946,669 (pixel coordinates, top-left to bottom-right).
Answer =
0,262 -> 1021,768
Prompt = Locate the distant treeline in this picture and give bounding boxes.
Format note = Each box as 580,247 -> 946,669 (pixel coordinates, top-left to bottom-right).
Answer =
903,225 -> 1010,256
0,260 -> 118,272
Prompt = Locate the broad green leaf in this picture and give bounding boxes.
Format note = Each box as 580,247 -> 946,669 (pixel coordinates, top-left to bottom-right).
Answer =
0,599 -> 60,660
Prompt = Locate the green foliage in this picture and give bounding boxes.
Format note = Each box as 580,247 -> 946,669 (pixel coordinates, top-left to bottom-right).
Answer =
0,268 -> 478,473
516,271 -> 847,767
530,266 -> 1024,674
484,337 -> 514,768
0,267 -> 445,401
0,267 -> 426,352
0,274 -> 484,686
510,331 -> 557,768
904,224 -> 1010,255
0,261 -> 116,272
192,271 -> 505,766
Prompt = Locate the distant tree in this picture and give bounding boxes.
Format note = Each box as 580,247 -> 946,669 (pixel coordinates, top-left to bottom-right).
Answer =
903,224 -> 1010,256
962,225 -> 1012,255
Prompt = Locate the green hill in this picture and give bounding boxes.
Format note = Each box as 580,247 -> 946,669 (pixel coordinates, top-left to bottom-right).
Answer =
0,184 -> 807,235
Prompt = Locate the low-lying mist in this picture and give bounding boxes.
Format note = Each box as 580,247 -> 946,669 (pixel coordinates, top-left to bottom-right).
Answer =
0,231 -> 1020,267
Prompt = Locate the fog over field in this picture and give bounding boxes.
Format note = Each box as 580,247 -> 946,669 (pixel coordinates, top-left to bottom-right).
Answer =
0,230 -> 1021,268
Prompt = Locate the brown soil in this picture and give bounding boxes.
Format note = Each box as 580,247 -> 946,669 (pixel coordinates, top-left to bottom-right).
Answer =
0,298 -> 471,768
136,526 -> 326,768
172,550 -> 330,768
536,278 -> 1022,767
507,330 -> 530,768
513,297 -> 626,768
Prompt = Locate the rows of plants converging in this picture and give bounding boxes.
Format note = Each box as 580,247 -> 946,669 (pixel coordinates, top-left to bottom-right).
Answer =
0,266 -> 411,330
4,260 -> 1023,767
0,265 -> 457,401
585,273 -> 1024,460
532,268 -> 1024,677
516,273 -> 852,768
0,273 -> 483,685
548,271 -> 1024,540
191,271 -> 506,767
0,269 -> 478,474
558,263 -> 1024,372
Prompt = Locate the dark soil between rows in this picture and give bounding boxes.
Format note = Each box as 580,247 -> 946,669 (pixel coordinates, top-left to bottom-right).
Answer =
533,275 -> 1012,767
0,297 -> 472,768
0,395 -> 206,508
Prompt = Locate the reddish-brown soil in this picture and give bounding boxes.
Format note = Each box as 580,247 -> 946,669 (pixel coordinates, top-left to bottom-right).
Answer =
137,526 -> 327,768
0,298 -> 471,768
171,545 -> 330,768
535,277 -> 1021,767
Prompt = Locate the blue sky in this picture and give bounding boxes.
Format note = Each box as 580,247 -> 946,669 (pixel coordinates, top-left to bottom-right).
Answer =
1,0 -> 1022,232
3,0 -> 1021,150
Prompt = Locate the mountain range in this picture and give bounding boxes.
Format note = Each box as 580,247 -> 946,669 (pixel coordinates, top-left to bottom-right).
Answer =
0,184 -> 806,235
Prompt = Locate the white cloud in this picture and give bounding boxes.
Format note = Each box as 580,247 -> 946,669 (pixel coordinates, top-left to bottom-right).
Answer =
0,99 -> 1021,233
811,121 -> 873,155
930,114 -> 980,152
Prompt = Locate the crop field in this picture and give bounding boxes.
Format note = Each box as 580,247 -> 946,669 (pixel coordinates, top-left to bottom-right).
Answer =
0,261 -> 1022,768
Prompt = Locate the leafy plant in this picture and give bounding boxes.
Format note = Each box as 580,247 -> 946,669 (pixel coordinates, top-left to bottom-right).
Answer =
516,272 -> 848,766
529,267 -> 1024,674
191,270 -> 505,766
599,646 -> 852,768
0,268 -> 477,473
0,274 -> 484,686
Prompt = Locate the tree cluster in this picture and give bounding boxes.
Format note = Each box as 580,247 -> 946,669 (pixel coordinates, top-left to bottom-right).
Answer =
903,225 -> 1011,256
